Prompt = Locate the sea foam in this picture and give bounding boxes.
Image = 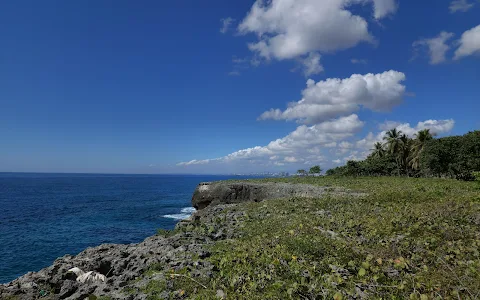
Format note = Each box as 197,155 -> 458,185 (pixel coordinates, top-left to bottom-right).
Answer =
162,207 -> 196,220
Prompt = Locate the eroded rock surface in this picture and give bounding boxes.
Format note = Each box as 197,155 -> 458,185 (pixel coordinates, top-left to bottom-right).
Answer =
0,181 -> 361,299
192,181 -> 357,210
0,203 -> 247,300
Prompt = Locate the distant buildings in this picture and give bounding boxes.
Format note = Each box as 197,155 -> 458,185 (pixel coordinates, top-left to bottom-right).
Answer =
233,172 -> 290,177
295,172 -> 323,177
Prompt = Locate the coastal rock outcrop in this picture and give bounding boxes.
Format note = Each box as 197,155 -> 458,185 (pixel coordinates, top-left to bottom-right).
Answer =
192,181 -> 355,210
0,180 -> 361,299
0,204 -> 243,300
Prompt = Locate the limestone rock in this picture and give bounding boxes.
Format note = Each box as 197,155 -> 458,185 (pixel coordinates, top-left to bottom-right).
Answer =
191,181 -> 358,210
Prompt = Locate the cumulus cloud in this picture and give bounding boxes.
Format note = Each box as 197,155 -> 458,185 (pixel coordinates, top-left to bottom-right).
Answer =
371,0 -> 398,19
413,32 -> 455,64
177,117 -> 454,172
449,0 -> 475,13
284,156 -> 298,163
220,17 -> 235,34
378,120 -> 402,131
454,24 -> 480,59
177,114 -> 364,167
301,52 -> 324,76
237,0 -> 399,62
357,119 -> 455,151
415,119 -> 456,134
259,70 -> 406,124
339,118 -> 455,163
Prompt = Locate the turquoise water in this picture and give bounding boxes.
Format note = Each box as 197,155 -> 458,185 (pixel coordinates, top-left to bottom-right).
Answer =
0,173 -> 258,283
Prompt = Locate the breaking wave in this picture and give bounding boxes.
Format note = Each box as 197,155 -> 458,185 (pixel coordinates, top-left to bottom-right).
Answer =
162,207 -> 196,220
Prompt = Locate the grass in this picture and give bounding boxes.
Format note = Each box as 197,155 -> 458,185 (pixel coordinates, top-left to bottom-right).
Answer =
144,177 -> 480,299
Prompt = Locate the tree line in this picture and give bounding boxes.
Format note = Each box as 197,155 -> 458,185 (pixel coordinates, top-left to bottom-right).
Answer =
297,165 -> 322,175
326,129 -> 480,181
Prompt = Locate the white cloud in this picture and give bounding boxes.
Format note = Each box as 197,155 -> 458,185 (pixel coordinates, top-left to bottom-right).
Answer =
390,119 -> 455,137
351,58 -> 368,64
237,0 -> 400,61
177,159 -> 214,166
413,32 -> 455,64
177,114 -> 364,168
301,52 -> 324,76
339,141 -> 353,149
454,24 -> 480,59
259,70 -> 406,124
371,0 -> 398,19
325,142 -> 338,148
284,156 -> 298,163
378,120 -> 402,131
228,71 -> 241,76
449,0 -> 475,13
177,117 -> 454,172
355,132 -> 384,150
337,141 -> 354,154
415,119 -> 455,134
339,118 -> 455,163
342,150 -> 363,162
220,17 -> 235,34
357,119 -> 455,151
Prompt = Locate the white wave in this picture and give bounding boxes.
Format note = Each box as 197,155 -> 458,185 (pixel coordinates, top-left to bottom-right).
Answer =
163,207 -> 196,220
180,207 -> 196,214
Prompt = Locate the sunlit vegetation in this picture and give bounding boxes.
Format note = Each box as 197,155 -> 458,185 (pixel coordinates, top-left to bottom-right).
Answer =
326,130 -> 480,180
143,176 -> 480,299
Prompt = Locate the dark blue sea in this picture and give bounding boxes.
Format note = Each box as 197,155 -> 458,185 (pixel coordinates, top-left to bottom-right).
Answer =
0,173 -> 260,284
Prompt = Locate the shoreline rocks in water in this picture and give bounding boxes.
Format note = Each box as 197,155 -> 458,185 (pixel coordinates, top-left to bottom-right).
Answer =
0,181 -> 359,300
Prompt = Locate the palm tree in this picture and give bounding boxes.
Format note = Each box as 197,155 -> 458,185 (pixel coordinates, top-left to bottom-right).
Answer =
409,129 -> 433,170
370,142 -> 386,158
399,134 -> 413,175
383,129 -> 404,175
383,128 -> 403,155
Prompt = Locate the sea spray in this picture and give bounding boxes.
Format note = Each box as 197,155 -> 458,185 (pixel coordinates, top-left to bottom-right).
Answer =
162,207 -> 196,220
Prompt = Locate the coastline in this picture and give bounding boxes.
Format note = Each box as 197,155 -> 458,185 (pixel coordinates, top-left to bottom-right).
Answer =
0,180 -> 344,299
0,173 -> 256,285
2,177 -> 478,299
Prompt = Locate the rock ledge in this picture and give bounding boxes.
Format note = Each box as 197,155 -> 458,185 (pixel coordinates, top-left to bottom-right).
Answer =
192,181 -> 357,210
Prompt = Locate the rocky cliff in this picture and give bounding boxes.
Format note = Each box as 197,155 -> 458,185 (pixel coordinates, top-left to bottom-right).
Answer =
0,204 -> 242,300
0,181 -> 359,300
191,181 -> 356,210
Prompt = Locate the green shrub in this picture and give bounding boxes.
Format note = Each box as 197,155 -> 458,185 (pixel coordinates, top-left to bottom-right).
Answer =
473,171 -> 480,181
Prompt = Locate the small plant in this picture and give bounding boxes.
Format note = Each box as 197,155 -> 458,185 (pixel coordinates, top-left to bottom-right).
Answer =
472,171 -> 480,181
156,228 -> 175,237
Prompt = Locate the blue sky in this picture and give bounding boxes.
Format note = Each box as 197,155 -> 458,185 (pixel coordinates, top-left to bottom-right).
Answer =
0,0 -> 479,174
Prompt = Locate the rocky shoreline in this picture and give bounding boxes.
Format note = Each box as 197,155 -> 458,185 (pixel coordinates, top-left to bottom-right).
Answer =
0,181 -> 358,300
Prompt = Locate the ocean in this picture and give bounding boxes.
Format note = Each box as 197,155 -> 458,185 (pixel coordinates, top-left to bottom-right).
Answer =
0,173 -> 259,284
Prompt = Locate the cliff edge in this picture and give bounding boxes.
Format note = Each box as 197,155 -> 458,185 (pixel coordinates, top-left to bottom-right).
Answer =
191,181 -> 355,210
0,180 -> 360,300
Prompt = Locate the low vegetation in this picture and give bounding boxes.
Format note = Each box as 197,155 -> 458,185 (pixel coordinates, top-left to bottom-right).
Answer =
142,177 -> 480,299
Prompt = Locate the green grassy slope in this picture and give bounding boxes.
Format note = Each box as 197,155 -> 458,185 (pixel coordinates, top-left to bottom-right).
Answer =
147,177 -> 480,299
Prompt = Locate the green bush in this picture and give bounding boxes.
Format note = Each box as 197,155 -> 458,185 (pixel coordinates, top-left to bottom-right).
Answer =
472,171 -> 480,181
